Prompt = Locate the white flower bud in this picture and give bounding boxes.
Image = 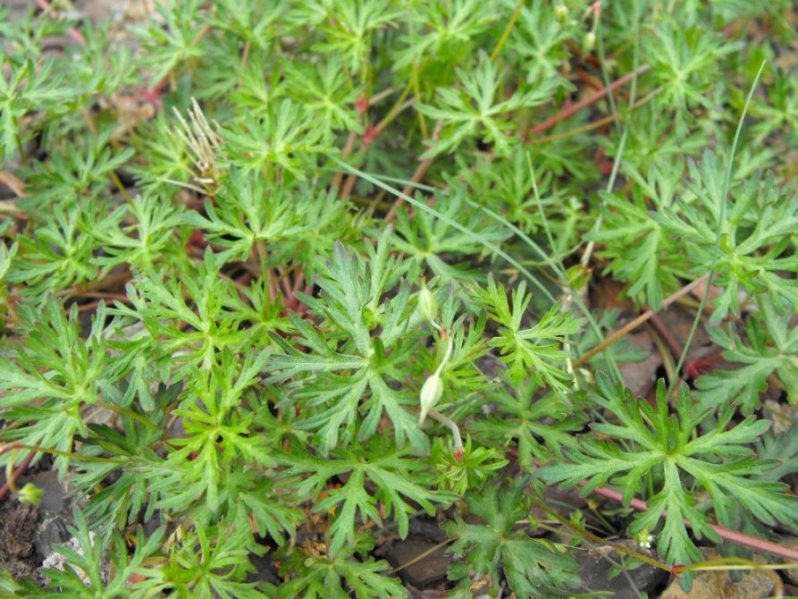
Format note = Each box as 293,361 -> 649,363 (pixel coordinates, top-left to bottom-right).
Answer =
583,31 -> 596,53
554,4 -> 568,21
418,371 -> 443,425
418,285 -> 437,324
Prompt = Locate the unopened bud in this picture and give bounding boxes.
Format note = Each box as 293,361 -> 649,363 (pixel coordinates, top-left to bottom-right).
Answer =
418,285 -> 437,324
554,4 -> 568,21
583,31 -> 596,53
418,372 -> 443,425
18,483 -> 43,506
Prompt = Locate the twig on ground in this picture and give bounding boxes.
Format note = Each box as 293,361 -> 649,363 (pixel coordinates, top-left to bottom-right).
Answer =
524,64 -> 651,139
574,275 -> 708,368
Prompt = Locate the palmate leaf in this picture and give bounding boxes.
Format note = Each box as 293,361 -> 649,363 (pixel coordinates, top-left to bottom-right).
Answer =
160,350 -> 274,514
391,188 -> 510,282
393,0 -> 497,71
21,131 -> 134,209
645,21 -> 737,129
132,0 -> 207,85
509,0 -> 576,83
756,424 -> 798,482
223,99 -> 333,178
267,234 -> 428,453
7,206 -> 99,299
656,154 -> 798,320
284,58 -> 363,133
695,298 -> 798,413
42,511 -> 165,599
211,0 -> 288,50
184,170 -> 337,262
280,437 -> 456,557
446,478 -> 580,596
276,535 -> 405,599
539,377 -> 798,566
469,377 -> 585,467
589,161 -> 688,309
93,194 -> 184,271
313,0 -> 403,73
417,51 -> 559,157
118,250 -> 249,374
477,276 -> 580,391
0,56 -> 73,161
134,521 -> 263,599
0,300 -> 122,474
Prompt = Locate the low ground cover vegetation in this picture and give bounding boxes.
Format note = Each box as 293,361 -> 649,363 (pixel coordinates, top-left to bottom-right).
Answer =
1,1 -> 798,597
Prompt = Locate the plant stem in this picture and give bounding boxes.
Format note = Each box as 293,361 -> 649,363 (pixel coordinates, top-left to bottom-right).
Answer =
536,88 -> 660,144
331,132 -> 358,191
0,452 -> 34,500
1,449 -> 24,495
524,64 -> 651,139
590,484 -> 798,562
574,275 -> 707,368
0,443 -> 126,465
389,539 -> 454,574
385,122 -> 442,223
528,494 -> 672,572
490,0 -> 526,62
670,61 -> 766,390
339,85 -> 416,199
428,410 -> 463,451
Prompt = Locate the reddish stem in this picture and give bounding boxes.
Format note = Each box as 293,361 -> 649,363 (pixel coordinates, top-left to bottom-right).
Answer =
0,451 -> 35,501
332,132 -> 358,191
524,63 -> 650,139
648,312 -> 683,362
684,353 -> 723,379
35,0 -> 86,45
590,485 -> 798,561
339,97 -> 414,199
292,270 -> 305,294
384,122 -> 442,224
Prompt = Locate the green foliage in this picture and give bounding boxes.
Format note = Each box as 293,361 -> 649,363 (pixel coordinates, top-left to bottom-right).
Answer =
222,99 -> 334,178
476,276 -> 581,390
418,51 -> 559,157
274,535 -> 405,599
0,301 -> 120,474
134,521 -> 264,598
0,56 -> 72,161
696,298 -> 798,413
430,435 -> 508,495
446,479 -> 581,596
540,378 -> 798,565
589,161 -> 688,309
657,155 -> 798,321
391,188 -> 509,280
2,0 -> 797,596
281,437 -> 455,556
40,512 -> 165,599
469,377 -> 585,467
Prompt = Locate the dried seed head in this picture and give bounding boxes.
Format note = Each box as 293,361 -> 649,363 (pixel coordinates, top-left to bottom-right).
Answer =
171,98 -> 222,188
